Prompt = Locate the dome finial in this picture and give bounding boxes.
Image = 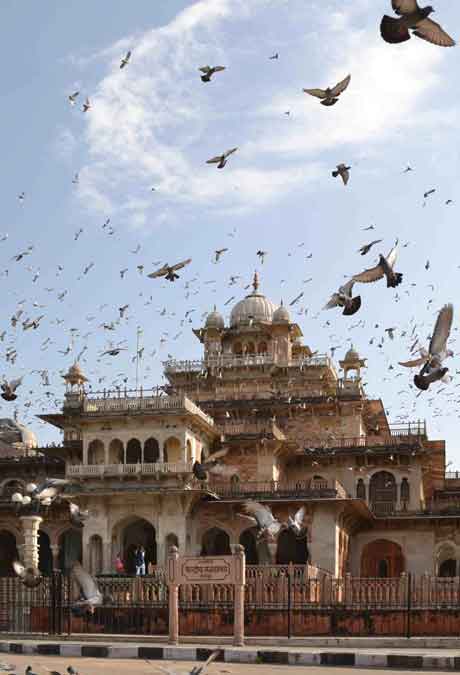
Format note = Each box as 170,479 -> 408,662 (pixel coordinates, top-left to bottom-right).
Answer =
253,271 -> 259,293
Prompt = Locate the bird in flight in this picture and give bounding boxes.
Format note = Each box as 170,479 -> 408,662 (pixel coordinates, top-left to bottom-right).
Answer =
199,65 -> 226,82
68,91 -> 79,106
206,147 -> 238,169
324,279 -> 361,316
303,74 -> 351,106
380,1 -> 455,47
1,378 -> 23,402
120,50 -> 132,69
148,259 -> 192,282
332,164 -> 351,185
359,240 -> 383,256
82,98 -> 91,113
214,248 -> 228,262
353,242 -> 403,288
269,53 -> 279,59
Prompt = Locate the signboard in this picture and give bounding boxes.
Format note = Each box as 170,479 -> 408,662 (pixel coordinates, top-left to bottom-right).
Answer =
179,556 -> 234,585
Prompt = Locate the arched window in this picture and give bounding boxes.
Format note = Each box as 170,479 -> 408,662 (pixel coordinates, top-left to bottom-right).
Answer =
88,439 -> 104,464
369,471 -> 396,514
233,342 -> 242,355
361,539 -> 404,577
439,559 -> 457,577
240,529 -> 259,564
108,438 -> 124,464
144,438 -> 160,463
356,479 -> 366,500
400,478 -> 410,507
126,438 -> 142,464
258,341 -> 268,354
245,342 -> 255,355
201,528 -> 231,556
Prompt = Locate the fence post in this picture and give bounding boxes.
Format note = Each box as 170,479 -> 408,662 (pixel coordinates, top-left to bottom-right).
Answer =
287,562 -> 293,638
167,546 -> 180,645
233,544 -> 245,647
406,572 -> 412,639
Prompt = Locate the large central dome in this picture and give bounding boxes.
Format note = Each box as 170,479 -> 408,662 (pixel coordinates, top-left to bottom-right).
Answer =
230,272 -> 277,327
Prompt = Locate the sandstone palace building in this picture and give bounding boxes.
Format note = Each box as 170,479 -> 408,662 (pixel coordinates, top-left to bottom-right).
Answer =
0,274 -> 459,580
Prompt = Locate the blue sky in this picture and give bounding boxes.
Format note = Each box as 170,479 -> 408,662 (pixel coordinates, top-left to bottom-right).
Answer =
2,0 -> 460,463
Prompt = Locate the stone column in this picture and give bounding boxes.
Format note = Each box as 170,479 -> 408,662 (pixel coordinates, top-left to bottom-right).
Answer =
167,546 -> 180,645
20,515 -> 43,569
233,544 -> 245,647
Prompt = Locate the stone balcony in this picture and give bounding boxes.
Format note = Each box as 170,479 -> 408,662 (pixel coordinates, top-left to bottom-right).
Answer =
163,353 -> 334,373
209,478 -> 347,501
66,461 -> 193,479
62,391 -> 214,428
219,420 -> 286,441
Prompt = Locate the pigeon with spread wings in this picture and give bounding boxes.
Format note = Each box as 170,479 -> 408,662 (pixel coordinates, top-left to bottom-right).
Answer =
192,448 -> 237,480
324,279 -> 361,316
120,51 -> 132,69
411,304 -> 454,390
199,65 -> 226,82
287,505 -> 308,537
240,501 -> 283,540
71,562 -> 104,615
1,377 -> 23,401
206,147 -> 238,169
12,561 -> 42,588
303,74 -> 351,106
332,164 -> 350,185
148,259 -> 192,282
353,242 -> 403,288
380,1 -> 455,46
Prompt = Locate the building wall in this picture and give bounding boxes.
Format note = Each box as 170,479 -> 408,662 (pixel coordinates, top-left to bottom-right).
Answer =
349,529 -> 436,576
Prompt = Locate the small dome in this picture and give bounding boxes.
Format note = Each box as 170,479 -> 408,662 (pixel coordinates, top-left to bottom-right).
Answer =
273,301 -> 291,324
344,345 -> 360,361
205,307 -> 224,330
230,272 -> 276,327
63,362 -> 88,385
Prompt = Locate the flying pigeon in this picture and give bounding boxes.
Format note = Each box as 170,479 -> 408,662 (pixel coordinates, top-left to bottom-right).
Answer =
1,378 -> 22,401
120,51 -> 131,69
269,53 -> 279,59
332,164 -> 350,185
287,505 -> 308,537
68,91 -> 79,106
324,279 -> 361,316
82,98 -> 91,113
12,561 -> 42,588
404,304 -> 454,390
239,501 -> 283,540
192,448 -> 235,480
303,74 -> 351,106
69,502 -> 89,528
147,259 -> 192,282
29,478 -> 70,503
206,147 -> 238,169
214,248 -> 228,262
380,1 -> 455,47
424,188 -> 436,198
71,562 -> 104,615
353,242 -> 403,288
199,65 -> 225,82
359,240 -> 383,256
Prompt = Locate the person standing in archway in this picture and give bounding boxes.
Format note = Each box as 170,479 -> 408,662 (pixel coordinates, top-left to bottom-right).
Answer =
135,545 -> 146,576
115,552 -> 125,575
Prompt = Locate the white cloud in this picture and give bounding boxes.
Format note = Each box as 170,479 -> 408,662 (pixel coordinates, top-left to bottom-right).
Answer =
69,0 -> 451,228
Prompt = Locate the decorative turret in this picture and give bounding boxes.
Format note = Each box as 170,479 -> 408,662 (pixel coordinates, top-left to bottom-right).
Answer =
205,306 -> 225,330
62,362 -> 88,392
273,301 -> 291,324
339,346 -> 367,381
230,272 -> 276,328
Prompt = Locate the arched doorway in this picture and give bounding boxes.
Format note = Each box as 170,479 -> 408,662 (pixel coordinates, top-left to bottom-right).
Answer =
200,528 -> 231,556
240,529 -> 259,564
165,533 -> 179,563
144,438 -> 160,463
0,530 -> 18,576
361,539 -> 405,577
38,531 -> 53,576
369,471 -> 396,513
114,517 -> 156,574
439,559 -> 457,577
89,535 -> 103,575
108,439 -> 124,464
58,529 -> 82,572
126,438 -> 142,464
276,529 -> 309,564
88,439 -> 104,464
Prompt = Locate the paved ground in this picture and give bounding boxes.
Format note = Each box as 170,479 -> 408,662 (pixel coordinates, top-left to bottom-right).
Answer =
0,656 -> 455,675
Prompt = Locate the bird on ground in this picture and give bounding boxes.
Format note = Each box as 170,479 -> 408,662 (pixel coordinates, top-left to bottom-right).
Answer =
71,562 -> 104,615
155,650 -> 222,675
380,1 -> 455,47
148,259 -> 192,282
12,561 -> 42,588
303,74 -> 351,106
353,242 -> 403,288
69,502 -> 89,528
359,240 -> 383,256
239,501 -> 283,540
199,65 -> 225,82
206,147 -> 238,169
68,91 -> 79,106
192,449 -> 236,481
214,248 -> 228,262
332,164 -> 351,185
400,304 -> 454,390
287,505 -> 308,537
324,279 -> 361,316
120,50 -> 131,68
1,378 -> 23,401
82,98 -> 91,113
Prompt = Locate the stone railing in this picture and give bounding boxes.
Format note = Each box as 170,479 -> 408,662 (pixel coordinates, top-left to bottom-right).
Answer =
209,478 -> 347,500
66,461 -> 193,478
163,354 -> 333,373
63,392 -> 214,427
219,420 -> 285,441
301,424 -> 426,453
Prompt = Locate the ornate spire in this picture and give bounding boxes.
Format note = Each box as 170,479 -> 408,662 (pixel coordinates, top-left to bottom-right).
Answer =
253,271 -> 259,293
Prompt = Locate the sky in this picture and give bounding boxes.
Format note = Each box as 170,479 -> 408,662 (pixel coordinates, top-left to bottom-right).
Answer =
1,0 -> 460,463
